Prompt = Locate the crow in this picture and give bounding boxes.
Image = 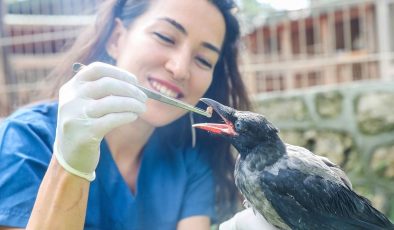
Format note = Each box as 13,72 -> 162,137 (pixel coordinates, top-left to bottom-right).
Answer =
193,98 -> 394,230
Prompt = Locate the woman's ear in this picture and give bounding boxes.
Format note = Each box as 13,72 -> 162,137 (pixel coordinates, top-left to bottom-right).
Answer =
106,18 -> 128,60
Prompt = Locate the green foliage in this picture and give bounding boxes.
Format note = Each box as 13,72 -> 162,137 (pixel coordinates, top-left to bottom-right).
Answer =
237,0 -> 275,28
241,0 -> 268,16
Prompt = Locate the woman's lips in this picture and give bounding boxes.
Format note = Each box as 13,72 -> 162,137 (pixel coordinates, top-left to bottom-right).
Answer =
148,77 -> 184,99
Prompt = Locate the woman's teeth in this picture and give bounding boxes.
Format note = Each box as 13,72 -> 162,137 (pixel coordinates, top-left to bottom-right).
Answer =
151,81 -> 179,98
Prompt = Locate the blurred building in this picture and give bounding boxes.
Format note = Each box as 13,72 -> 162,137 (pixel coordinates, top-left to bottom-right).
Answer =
0,0 -> 99,116
1,0 -> 394,116
241,0 -> 394,94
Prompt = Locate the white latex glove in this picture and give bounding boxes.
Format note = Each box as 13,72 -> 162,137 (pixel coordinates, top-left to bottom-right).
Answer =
53,62 -> 147,181
219,208 -> 278,230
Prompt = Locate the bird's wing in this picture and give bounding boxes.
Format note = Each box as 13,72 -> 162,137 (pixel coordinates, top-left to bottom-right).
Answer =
317,154 -> 352,189
259,167 -> 394,230
285,144 -> 352,189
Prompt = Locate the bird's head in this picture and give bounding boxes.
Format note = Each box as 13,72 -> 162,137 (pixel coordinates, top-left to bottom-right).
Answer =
193,98 -> 280,155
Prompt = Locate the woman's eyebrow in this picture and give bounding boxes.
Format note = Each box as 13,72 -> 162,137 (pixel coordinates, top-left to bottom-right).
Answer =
157,17 -> 221,55
158,17 -> 187,35
202,42 -> 221,55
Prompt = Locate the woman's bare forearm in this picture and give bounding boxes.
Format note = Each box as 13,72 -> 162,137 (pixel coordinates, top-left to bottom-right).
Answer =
26,155 -> 90,230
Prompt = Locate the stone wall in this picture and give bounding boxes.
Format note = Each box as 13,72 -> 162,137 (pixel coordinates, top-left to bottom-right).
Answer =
253,80 -> 394,221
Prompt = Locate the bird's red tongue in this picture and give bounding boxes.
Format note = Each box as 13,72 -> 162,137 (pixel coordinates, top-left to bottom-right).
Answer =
192,123 -> 237,136
193,98 -> 238,136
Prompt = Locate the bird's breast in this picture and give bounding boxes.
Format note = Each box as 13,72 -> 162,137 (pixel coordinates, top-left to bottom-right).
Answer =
235,157 -> 291,230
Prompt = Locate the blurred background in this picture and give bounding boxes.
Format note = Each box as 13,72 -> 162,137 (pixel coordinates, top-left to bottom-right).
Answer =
0,0 -> 393,222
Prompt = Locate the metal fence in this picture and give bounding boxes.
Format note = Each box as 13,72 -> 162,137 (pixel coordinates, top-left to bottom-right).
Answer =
0,0 -> 99,116
241,0 -> 394,94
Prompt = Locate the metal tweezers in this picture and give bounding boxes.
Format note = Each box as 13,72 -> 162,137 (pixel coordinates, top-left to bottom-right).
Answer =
73,63 -> 212,117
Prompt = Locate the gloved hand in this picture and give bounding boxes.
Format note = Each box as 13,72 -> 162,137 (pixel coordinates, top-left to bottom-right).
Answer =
219,208 -> 278,230
53,62 -> 147,181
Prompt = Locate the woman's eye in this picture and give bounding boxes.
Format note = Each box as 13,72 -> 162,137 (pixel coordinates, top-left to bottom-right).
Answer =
196,56 -> 213,69
153,32 -> 175,45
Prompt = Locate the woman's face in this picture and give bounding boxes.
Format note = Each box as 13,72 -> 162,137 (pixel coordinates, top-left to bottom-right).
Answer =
108,0 -> 225,127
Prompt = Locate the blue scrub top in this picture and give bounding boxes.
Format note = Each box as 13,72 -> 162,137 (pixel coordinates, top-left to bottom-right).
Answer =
0,102 -> 215,229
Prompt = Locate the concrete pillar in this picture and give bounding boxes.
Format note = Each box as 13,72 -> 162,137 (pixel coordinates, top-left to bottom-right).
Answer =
280,19 -> 292,60
328,9 -> 337,55
0,0 -> 6,87
255,27 -> 264,62
343,6 -> 352,52
299,11 -> 307,57
0,0 -> 9,116
376,0 -> 391,80
284,70 -> 294,90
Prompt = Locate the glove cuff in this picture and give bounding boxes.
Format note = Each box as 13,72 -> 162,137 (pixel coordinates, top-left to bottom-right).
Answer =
54,148 -> 96,182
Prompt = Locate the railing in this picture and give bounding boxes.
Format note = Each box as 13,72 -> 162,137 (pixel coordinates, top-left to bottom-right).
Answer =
240,0 -> 394,94
0,0 -> 99,117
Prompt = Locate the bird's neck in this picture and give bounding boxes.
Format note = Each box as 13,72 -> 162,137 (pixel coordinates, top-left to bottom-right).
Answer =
241,136 -> 286,167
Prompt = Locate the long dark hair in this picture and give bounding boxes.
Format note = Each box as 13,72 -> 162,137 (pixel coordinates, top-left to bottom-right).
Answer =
43,0 -> 251,222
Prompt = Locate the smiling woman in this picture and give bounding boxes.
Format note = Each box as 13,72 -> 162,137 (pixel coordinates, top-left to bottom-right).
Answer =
0,0 -> 251,230
106,0 -> 226,126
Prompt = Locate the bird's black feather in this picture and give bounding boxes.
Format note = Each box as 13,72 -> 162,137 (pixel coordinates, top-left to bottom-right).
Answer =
261,168 -> 393,230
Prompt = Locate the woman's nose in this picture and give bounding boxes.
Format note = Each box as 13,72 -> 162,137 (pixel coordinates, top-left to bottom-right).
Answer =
165,51 -> 191,82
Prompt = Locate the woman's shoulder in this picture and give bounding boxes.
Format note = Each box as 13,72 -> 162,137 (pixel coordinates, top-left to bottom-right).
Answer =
0,101 -> 58,143
3,100 -> 58,125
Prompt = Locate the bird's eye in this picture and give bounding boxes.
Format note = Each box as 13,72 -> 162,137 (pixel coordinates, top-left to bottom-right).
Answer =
234,120 -> 243,131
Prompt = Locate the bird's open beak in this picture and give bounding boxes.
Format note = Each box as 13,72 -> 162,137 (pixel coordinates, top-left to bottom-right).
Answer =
192,98 -> 238,136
